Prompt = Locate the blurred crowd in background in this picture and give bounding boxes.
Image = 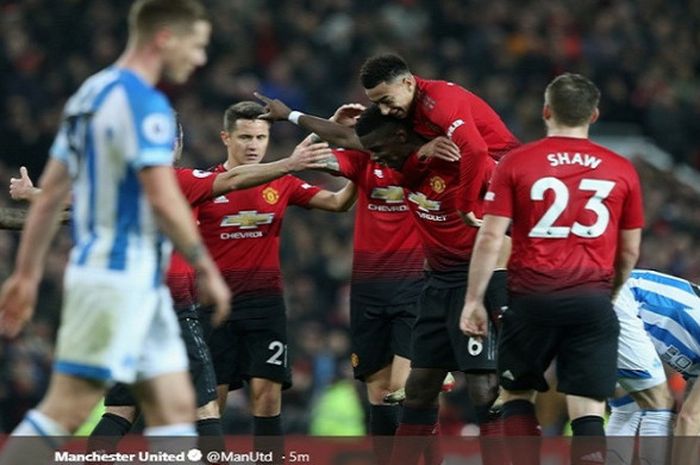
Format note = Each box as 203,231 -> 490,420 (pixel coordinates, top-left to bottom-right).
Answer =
0,0 -> 699,434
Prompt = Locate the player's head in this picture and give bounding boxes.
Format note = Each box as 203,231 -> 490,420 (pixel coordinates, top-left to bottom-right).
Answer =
360,53 -> 416,119
220,101 -> 271,166
127,0 -> 210,83
543,73 -> 601,129
355,105 -> 415,169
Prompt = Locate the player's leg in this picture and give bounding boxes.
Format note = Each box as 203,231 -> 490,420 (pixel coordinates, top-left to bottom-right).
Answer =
178,308 -> 225,462
87,383 -> 138,457
614,283 -> 675,463
0,267 -> 151,464
671,377 -> 700,465
497,294 -> 563,465
389,286 -> 454,465
244,303 -> 291,465
131,286 -> 198,460
558,293 -> 620,465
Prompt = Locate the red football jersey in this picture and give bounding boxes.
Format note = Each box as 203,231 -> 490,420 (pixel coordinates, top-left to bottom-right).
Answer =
195,164 -> 322,306
485,136 -> 644,295
333,149 -> 424,305
166,168 -> 218,309
400,154 -> 496,283
411,76 -> 520,214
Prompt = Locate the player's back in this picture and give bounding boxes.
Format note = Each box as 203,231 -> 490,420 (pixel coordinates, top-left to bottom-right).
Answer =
491,136 -> 643,294
626,269 -> 700,378
51,66 -> 175,282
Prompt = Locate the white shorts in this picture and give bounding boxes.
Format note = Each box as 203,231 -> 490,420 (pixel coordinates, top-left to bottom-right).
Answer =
54,265 -> 188,384
614,286 -> 667,392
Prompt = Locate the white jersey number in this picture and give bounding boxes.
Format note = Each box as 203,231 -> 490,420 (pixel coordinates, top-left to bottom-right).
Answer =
529,177 -> 615,239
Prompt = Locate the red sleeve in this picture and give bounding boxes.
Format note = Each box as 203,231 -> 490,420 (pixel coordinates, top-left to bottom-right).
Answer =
175,168 -> 217,206
287,176 -> 323,207
332,149 -> 368,181
427,86 -> 489,214
483,157 -> 514,219
620,164 -> 645,229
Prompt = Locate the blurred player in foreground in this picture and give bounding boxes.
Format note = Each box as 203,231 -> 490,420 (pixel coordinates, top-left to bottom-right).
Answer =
0,1 -> 228,463
9,122 -> 333,463
461,73 -> 644,465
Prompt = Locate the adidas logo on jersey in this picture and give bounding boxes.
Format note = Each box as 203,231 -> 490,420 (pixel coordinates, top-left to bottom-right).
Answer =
501,370 -> 515,381
213,195 -> 229,203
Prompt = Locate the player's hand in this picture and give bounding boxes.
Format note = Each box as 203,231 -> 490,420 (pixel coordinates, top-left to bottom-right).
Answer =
460,211 -> 483,228
287,136 -> 335,172
0,274 -> 38,338
416,137 -> 460,162
460,300 -> 489,338
197,267 -> 231,328
329,103 -> 366,127
254,92 -> 292,121
9,166 -> 37,202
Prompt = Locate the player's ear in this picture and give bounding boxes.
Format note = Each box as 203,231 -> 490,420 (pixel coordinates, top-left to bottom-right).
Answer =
542,104 -> 552,121
220,130 -> 229,146
153,27 -> 175,51
589,107 -> 600,124
404,74 -> 415,92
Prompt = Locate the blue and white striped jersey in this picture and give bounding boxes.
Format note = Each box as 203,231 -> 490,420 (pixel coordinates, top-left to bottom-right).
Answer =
50,67 -> 176,285
626,269 -> 700,378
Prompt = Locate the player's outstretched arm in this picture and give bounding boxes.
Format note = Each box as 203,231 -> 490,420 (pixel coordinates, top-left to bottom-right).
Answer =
9,166 -> 73,208
211,136 -> 334,196
140,166 -> 231,325
460,214 -> 511,337
612,228 -> 641,299
306,181 -> 358,212
255,92 -> 363,150
0,160 -> 71,337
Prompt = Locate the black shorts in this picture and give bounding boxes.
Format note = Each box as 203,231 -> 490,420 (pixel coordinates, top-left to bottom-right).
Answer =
105,306 -> 218,408
411,279 -> 498,373
208,298 -> 291,390
349,300 -> 416,380
497,292 -> 619,399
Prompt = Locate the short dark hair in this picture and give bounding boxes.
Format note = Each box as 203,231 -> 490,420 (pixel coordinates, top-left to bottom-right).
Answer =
223,101 -> 268,132
545,73 -> 601,127
360,53 -> 411,89
128,0 -> 207,40
355,105 -> 406,138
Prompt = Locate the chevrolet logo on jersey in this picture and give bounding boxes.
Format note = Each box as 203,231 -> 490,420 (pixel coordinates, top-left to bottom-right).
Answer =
370,186 -> 405,204
220,211 -> 275,229
408,192 -> 441,212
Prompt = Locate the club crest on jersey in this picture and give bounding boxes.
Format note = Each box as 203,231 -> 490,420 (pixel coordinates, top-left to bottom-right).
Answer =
262,187 -> 279,205
370,186 -> 404,203
351,353 -> 360,368
408,192 -> 441,212
430,176 -> 446,194
373,169 -> 384,179
220,211 -> 274,229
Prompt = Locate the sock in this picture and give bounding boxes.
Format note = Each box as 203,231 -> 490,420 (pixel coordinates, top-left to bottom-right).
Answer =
87,412 -> 133,455
422,422 -> 444,465
502,400 -> 540,436
502,400 -> 541,465
570,416 -> 606,465
253,416 -> 284,465
475,405 -> 507,465
369,405 -> 398,465
144,423 -> 198,464
639,410 -> 674,465
197,418 -> 226,465
606,407 -> 641,465
0,410 -> 70,465
389,406 -> 438,465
